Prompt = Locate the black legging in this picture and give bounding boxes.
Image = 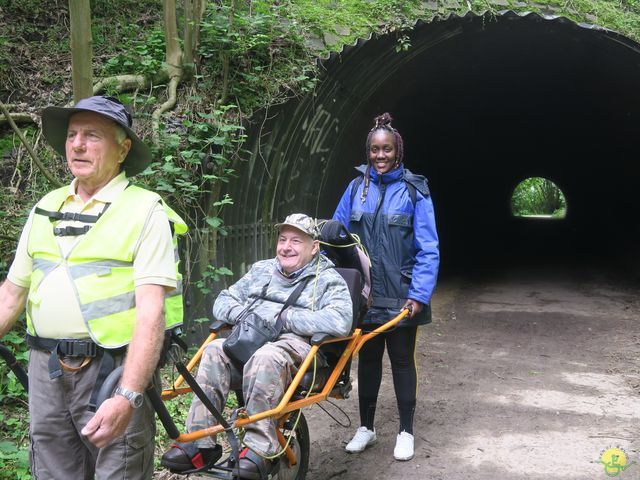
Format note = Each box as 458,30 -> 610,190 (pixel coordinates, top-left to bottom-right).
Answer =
357,325 -> 418,434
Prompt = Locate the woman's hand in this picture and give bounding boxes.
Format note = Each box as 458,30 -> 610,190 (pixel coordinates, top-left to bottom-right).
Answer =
402,299 -> 423,318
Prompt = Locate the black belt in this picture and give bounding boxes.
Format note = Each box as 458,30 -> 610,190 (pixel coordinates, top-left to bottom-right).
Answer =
26,334 -> 125,411
27,335 -> 99,358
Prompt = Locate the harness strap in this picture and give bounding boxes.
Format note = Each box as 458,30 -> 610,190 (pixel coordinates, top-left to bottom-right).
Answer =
26,334 -> 124,410
35,203 -> 112,237
53,225 -> 92,237
27,335 -> 98,357
35,207 -> 104,224
88,350 -> 117,412
26,335 -> 98,380
176,361 -> 241,469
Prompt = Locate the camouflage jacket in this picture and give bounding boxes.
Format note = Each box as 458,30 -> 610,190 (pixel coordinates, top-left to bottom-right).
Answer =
212,255 -> 352,339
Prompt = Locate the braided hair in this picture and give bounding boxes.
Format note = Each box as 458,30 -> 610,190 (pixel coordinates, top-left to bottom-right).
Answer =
361,112 -> 404,203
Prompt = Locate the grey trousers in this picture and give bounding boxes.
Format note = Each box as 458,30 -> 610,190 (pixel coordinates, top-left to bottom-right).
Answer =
186,336 -> 311,455
28,349 -> 156,480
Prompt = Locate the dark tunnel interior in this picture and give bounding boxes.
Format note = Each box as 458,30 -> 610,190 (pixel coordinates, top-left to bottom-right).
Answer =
310,13 -> 640,275
223,12 -> 640,281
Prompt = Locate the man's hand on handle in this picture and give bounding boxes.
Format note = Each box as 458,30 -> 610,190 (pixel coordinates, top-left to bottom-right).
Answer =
81,395 -> 134,448
82,284 -> 166,448
402,299 -> 423,318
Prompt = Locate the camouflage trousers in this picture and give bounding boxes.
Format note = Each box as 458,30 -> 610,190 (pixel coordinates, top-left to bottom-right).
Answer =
186,335 -> 311,455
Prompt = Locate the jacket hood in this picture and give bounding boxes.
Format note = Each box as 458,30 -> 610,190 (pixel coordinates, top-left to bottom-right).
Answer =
354,164 -> 430,196
355,164 -> 404,184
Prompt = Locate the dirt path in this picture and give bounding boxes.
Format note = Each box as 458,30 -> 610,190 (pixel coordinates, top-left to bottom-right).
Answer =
304,265 -> 640,480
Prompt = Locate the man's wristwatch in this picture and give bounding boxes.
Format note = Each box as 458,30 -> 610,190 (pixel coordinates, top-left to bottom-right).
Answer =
114,386 -> 144,409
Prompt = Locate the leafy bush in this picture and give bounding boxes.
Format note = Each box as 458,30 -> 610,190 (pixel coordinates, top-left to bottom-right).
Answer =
102,28 -> 166,77
0,326 -> 29,480
198,2 -> 319,110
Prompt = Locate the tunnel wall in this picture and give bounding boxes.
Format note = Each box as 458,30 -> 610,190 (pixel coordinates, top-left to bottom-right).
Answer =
217,11 -> 640,279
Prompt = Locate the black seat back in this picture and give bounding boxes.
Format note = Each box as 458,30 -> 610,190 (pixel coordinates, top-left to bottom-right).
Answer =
295,267 -> 363,397
335,267 -> 364,332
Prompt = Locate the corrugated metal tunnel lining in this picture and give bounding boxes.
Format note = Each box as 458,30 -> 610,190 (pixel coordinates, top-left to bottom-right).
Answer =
220,11 -> 640,275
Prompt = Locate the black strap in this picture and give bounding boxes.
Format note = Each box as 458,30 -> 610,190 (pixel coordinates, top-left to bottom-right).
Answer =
232,282 -> 270,322
350,174 -> 417,208
176,361 -> 241,467
35,207 -> 105,224
275,276 -> 310,332
35,203 -> 111,237
0,344 -> 29,393
27,334 -> 101,379
233,278 -> 308,331
27,334 -> 98,357
89,350 -> 117,412
53,225 -> 92,237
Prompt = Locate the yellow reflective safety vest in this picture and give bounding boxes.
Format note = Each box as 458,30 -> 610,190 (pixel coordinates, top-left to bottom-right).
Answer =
26,184 -> 188,348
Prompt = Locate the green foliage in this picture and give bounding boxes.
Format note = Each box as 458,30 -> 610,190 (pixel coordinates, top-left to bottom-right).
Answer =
0,324 -> 29,480
289,0 -> 422,46
102,28 -> 166,77
0,127 -> 68,273
511,177 -> 567,218
198,2 -> 319,110
195,265 -> 234,295
128,101 -> 242,299
0,439 -> 30,480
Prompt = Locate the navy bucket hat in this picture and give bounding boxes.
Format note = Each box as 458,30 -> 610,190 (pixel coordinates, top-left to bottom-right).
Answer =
41,96 -> 152,176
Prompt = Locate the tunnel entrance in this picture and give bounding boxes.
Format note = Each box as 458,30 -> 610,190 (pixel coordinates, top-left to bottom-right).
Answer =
511,177 -> 567,219
220,11 -> 640,278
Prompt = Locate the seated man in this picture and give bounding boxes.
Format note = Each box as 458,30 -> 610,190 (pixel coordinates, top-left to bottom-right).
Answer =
162,213 -> 353,478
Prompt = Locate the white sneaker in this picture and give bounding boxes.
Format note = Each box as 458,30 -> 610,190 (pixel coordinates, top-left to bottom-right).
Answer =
345,426 -> 377,453
393,431 -> 414,461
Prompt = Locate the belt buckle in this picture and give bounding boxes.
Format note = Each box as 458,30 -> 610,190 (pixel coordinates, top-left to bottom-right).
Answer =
85,341 -> 97,357
61,339 -> 96,357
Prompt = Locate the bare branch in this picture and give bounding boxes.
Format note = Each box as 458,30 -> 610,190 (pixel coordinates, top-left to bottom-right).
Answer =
0,99 -> 64,188
93,74 -> 162,95
0,113 -> 37,125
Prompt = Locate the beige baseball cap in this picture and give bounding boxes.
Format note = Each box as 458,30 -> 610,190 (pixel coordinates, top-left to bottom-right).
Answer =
275,213 -> 320,239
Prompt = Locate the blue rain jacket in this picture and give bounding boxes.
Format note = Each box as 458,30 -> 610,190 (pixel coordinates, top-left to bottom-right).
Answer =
333,164 -> 439,326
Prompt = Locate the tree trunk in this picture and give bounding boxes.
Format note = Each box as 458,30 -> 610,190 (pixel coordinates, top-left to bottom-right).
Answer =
220,0 -> 235,104
193,0 -> 206,68
69,0 -> 94,102
151,0 -> 184,138
184,0 -> 195,68
184,0 -> 207,74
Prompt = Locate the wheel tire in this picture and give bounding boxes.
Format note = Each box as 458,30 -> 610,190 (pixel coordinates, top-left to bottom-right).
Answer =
94,366 -> 123,408
276,410 -> 310,480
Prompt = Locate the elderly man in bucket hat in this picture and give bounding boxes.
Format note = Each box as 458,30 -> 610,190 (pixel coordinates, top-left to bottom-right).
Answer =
161,213 -> 353,479
0,95 -> 187,479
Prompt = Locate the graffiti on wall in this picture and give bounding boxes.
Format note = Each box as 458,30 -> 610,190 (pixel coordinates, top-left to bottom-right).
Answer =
280,104 -> 340,209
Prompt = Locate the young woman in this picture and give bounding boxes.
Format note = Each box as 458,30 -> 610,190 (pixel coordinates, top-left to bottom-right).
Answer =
333,113 -> 439,461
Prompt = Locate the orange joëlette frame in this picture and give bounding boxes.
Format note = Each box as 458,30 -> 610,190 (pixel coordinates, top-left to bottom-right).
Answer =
160,309 -> 410,446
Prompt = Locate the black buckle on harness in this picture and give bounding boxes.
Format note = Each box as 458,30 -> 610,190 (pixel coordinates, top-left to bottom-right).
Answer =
59,211 -> 93,222
58,339 -> 98,357
35,207 -> 106,224
54,225 -> 92,237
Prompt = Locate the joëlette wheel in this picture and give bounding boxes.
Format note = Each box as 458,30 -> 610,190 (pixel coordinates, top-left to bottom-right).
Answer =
276,410 -> 310,480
